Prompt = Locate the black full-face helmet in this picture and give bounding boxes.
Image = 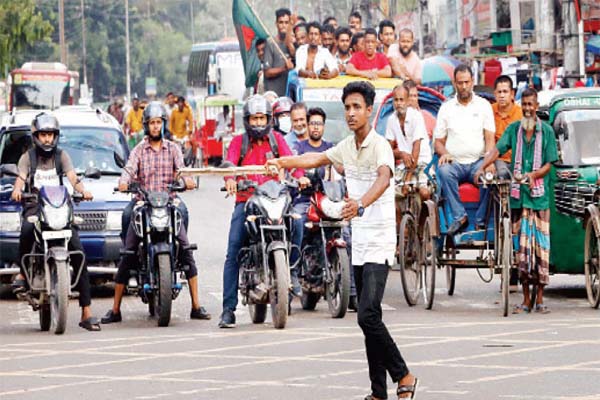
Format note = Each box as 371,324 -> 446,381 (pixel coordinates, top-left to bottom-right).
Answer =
31,113 -> 60,158
243,95 -> 273,140
142,101 -> 168,136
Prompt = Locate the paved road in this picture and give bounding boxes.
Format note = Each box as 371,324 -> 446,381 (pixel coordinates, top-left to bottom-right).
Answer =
1,176 -> 599,400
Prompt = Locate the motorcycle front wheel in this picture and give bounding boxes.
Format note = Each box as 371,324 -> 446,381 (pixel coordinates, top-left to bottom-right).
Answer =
326,247 -> 350,318
155,254 -> 173,327
269,249 -> 289,329
50,260 -> 69,335
249,303 -> 267,323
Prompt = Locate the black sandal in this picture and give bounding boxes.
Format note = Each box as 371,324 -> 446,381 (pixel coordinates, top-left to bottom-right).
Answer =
397,377 -> 418,399
79,317 -> 101,331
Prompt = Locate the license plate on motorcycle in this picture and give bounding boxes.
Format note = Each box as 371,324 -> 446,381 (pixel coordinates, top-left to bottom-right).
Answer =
42,230 -> 72,240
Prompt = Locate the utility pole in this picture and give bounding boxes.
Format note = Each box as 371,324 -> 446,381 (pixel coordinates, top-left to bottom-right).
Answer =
80,0 -> 87,85
125,0 -> 131,102
59,0 -> 67,64
190,0 -> 195,43
563,0 -> 580,86
538,0 -> 555,70
417,0 -> 424,58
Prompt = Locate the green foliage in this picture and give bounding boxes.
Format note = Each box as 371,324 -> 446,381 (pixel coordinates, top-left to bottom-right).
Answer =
0,0 -> 53,71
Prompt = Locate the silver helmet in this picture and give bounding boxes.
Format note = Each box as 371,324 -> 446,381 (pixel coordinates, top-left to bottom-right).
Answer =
142,101 -> 168,136
243,95 -> 272,140
31,113 -> 60,158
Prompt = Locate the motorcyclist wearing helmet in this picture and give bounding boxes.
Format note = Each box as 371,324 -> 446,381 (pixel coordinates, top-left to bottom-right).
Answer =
11,112 -> 100,331
272,96 -> 294,136
218,94 -> 305,328
101,101 -> 211,324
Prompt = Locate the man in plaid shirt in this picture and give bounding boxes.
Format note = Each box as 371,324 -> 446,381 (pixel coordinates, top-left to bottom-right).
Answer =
102,102 -> 211,324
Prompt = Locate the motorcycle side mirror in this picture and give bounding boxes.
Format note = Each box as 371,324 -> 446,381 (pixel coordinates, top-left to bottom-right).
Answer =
0,164 -> 19,177
113,151 -> 126,169
84,166 -> 102,179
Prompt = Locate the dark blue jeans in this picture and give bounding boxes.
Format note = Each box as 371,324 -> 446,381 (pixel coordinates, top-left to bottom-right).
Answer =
290,201 -> 309,269
222,202 -> 248,312
438,159 -> 489,226
354,262 -> 409,399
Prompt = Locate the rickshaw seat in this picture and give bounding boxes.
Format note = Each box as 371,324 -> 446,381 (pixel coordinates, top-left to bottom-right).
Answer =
201,119 -> 217,138
459,183 -> 480,203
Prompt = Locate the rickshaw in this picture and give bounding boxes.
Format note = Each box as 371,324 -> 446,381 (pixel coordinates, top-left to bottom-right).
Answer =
541,89 -> 600,308
373,86 -> 446,309
194,94 -> 242,166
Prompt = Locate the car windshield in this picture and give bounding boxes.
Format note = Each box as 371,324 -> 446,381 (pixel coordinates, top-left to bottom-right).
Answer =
59,127 -> 127,173
555,109 -> 600,166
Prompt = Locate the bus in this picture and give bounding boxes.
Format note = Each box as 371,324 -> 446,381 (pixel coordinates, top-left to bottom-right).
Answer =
7,62 -> 79,111
187,40 -> 245,101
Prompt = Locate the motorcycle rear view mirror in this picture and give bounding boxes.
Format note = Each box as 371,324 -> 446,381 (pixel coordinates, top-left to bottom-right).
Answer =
218,161 -> 235,169
113,151 -> 126,169
0,164 -> 19,177
84,167 -> 102,179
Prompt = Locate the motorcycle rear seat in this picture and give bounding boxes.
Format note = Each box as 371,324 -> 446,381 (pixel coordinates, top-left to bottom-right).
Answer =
459,183 -> 480,203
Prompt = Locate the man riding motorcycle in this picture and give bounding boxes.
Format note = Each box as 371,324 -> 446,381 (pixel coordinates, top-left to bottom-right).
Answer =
101,102 -> 211,324
11,113 -> 100,331
219,94 -> 304,328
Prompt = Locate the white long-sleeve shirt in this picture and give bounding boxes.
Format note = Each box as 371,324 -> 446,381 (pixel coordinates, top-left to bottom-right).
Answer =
294,44 -> 338,75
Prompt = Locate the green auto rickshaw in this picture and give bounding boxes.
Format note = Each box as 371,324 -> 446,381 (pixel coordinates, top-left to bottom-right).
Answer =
543,89 -> 600,308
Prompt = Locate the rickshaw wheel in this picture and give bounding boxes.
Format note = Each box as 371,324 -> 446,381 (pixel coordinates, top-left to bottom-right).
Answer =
584,217 -> 600,308
422,217 -> 436,310
444,238 -> 456,296
501,217 -> 512,317
193,147 -> 203,187
399,214 -> 420,306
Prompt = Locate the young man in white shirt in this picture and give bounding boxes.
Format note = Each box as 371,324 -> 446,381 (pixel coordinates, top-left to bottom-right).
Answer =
385,84 -> 432,200
295,21 -> 339,80
266,81 -> 418,400
434,64 -> 496,235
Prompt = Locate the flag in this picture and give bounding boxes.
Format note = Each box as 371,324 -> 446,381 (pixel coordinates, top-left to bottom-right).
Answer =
232,0 -> 269,88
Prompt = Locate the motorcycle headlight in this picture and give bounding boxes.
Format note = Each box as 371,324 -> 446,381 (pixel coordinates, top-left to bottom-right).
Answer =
0,212 -> 21,231
150,207 -> 169,230
44,204 -> 70,230
260,197 -> 287,223
106,210 -> 123,231
321,198 -> 344,220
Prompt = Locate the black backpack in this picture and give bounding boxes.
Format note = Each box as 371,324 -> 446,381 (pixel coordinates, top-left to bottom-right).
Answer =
237,131 -> 280,166
27,148 -> 64,191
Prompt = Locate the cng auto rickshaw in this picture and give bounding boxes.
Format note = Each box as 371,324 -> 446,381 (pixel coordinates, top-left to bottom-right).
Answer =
194,94 -> 242,166
541,89 -> 600,308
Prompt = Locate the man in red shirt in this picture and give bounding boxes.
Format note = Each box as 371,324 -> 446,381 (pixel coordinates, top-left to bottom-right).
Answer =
219,95 -> 304,328
346,28 -> 392,80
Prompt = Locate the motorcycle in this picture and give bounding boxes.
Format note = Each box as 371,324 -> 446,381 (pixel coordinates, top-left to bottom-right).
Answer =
114,154 -> 196,327
223,178 -> 296,329
298,171 -> 351,318
1,165 -> 99,334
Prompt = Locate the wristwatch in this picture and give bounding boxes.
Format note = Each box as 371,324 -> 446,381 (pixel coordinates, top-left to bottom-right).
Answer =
357,200 -> 365,217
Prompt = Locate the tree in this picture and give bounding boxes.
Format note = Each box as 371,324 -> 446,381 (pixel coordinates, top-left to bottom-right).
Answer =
0,0 -> 53,72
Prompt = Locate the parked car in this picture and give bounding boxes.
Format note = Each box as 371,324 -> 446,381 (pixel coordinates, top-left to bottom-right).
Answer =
0,106 -> 130,284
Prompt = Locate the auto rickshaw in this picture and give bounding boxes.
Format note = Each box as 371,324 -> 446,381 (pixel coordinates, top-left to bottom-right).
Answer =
194,94 -> 242,166
541,89 -> 600,308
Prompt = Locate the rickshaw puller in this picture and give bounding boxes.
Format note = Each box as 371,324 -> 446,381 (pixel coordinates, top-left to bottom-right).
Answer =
476,88 -> 559,314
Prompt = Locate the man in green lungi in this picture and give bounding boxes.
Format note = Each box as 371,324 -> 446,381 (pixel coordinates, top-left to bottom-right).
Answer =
477,87 -> 558,314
